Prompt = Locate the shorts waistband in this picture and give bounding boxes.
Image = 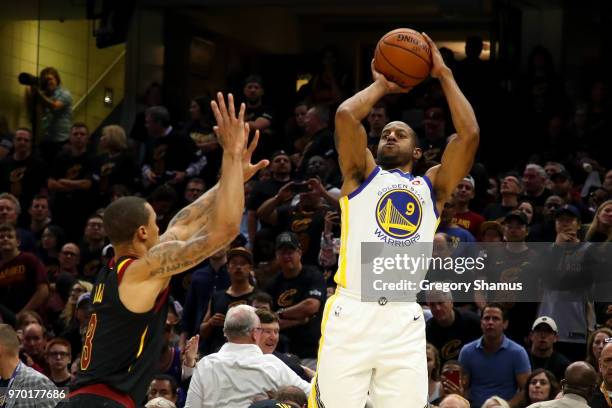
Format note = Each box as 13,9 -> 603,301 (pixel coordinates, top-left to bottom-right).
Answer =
336,287 -> 418,307
69,384 -> 135,408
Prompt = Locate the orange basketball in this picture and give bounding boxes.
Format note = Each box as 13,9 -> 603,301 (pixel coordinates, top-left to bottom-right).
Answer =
374,28 -> 432,88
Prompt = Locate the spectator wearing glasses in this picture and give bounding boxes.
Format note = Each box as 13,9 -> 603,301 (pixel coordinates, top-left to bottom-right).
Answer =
255,309 -> 311,381
79,214 -> 107,280
45,337 -> 72,387
185,305 -> 310,408
57,243 -> 81,278
520,369 -> 559,407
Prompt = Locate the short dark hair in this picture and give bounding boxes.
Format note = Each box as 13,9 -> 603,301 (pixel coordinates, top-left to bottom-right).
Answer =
39,67 -> 61,86
249,292 -> 273,308
274,385 -> 308,407
311,104 -> 330,125
0,223 -> 16,235
482,302 -> 508,321
151,374 -> 177,396
71,122 -> 89,132
146,106 -> 171,127
256,309 -> 279,324
103,197 -> 150,244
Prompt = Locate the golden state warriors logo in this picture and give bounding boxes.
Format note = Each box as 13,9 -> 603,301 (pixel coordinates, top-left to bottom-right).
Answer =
375,189 -> 422,239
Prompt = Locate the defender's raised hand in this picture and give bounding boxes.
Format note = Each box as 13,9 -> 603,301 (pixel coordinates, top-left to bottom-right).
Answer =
242,128 -> 269,182
211,92 -> 247,156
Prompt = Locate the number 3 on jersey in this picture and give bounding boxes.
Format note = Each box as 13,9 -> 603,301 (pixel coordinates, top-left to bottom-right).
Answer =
80,313 -> 98,370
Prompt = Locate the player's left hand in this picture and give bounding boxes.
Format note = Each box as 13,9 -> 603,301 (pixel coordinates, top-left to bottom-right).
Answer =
242,128 -> 269,182
421,32 -> 450,79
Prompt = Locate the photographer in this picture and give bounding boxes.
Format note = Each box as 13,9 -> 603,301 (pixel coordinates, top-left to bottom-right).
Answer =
25,67 -> 73,163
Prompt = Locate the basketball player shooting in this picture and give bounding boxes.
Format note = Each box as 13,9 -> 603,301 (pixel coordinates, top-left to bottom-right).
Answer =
310,33 -> 479,407
69,93 -> 268,408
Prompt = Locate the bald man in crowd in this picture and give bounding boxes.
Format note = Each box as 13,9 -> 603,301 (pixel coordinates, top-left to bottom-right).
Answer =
527,361 -> 596,407
439,394 -> 470,408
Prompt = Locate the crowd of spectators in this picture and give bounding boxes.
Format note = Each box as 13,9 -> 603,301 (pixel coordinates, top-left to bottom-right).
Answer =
0,36 -> 611,408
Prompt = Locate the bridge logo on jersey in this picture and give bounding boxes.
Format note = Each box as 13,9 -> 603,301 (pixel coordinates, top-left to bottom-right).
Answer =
375,189 -> 422,240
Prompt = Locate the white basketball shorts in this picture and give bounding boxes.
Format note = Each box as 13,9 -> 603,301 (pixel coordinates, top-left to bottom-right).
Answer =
309,288 -> 428,408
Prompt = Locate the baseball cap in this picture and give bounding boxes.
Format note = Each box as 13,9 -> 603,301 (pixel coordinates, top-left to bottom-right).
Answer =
532,316 -> 558,333
275,232 -> 301,250
555,204 -> 580,219
227,246 -> 254,264
550,170 -> 571,182
271,150 -> 290,161
503,210 -> 528,225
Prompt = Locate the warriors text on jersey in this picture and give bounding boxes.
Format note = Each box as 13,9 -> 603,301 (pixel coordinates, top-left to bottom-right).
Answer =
334,166 -> 439,295
72,256 -> 170,406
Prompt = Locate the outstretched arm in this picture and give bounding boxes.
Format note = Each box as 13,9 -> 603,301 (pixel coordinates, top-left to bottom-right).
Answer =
423,33 -> 480,211
335,62 -> 409,196
121,93 -> 248,313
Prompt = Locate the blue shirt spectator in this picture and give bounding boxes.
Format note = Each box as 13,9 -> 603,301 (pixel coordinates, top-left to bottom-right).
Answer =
459,304 -> 531,407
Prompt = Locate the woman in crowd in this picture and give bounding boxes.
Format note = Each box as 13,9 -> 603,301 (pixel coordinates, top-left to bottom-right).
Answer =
94,124 -> 137,205
37,225 -> 66,278
520,369 -> 559,407
585,199 -> 612,242
57,280 -> 93,333
586,327 -> 612,381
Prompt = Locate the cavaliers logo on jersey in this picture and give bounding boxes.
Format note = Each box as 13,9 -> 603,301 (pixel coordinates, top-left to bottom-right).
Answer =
375,189 -> 422,239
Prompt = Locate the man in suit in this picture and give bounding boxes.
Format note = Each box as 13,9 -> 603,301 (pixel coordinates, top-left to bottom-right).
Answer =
527,361 -> 596,408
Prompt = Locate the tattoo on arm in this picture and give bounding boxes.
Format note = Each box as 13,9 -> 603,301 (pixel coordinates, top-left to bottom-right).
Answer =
148,227 -> 227,278
167,186 -> 218,228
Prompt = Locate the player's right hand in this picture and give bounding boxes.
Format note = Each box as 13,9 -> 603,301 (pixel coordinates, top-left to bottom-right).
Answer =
371,59 -> 412,94
211,92 -> 247,157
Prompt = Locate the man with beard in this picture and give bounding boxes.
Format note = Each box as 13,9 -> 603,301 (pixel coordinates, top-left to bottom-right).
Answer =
243,75 -> 275,160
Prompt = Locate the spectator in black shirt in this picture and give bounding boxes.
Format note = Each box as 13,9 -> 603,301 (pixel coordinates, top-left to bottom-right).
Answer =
79,215 -> 107,281
528,316 -> 570,382
47,123 -> 94,241
521,164 -> 552,212
0,128 -> 47,216
200,247 -> 255,355
267,232 -> 326,367
243,75 -> 275,161
247,151 -> 294,252
483,175 -> 522,221
45,337 -> 72,387
297,105 -> 334,175
27,196 -> 51,242
257,178 -> 335,267
141,106 -> 197,191
425,289 -> 481,364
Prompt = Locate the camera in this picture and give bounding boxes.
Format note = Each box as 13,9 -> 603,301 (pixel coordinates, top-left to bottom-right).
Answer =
18,72 -> 39,86
292,182 -> 311,193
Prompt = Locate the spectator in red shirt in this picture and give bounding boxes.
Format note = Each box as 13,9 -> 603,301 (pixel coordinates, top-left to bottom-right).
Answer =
0,223 -> 48,316
451,176 -> 485,236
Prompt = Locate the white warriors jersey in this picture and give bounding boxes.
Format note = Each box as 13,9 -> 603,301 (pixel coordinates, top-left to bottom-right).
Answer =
334,166 -> 440,296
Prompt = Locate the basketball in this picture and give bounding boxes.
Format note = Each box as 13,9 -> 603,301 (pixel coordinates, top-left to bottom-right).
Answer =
374,28 -> 432,88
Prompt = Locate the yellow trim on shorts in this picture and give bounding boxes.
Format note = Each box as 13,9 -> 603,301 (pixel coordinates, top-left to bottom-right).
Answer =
308,293 -> 338,408
333,197 -> 349,288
